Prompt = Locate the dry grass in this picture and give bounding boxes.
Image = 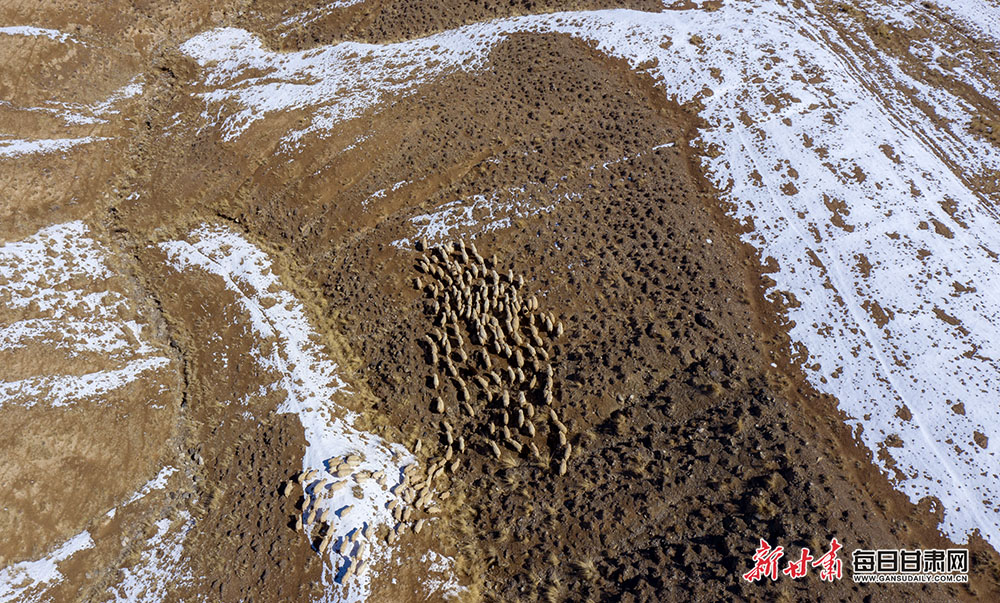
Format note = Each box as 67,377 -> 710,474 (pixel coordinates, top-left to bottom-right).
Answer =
544,575 -> 566,603
577,475 -> 598,492
572,558 -> 599,583
500,453 -> 522,470
776,587 -> 798,603
752,493 -> 778,519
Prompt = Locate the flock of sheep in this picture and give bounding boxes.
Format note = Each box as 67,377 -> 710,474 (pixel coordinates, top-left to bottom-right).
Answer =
284,449 -> 451,583
281,238 -> 572,583
414,238 -> 573,475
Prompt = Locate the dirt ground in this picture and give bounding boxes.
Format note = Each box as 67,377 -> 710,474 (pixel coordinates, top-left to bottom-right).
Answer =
1,0 -> 999,601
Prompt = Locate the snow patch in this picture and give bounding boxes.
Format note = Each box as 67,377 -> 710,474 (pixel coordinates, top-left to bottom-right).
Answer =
50,79 -> 144,126
178,26 -> 500,147
278,1 -> 367,30
393,187 -> 562,248
0,356 -> 172,409
0,137 -> 108,159
0,531 -> 94,603
125,466 -> 178,505
106,512 -> 195,603
0,26 -> 75,44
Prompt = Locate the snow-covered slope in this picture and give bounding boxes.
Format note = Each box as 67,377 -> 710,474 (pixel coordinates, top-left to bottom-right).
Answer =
0,222 -> 182,602
0,221 -> 172,409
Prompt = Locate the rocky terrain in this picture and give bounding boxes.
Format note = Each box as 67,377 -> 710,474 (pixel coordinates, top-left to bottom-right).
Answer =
1,0 -> 999,601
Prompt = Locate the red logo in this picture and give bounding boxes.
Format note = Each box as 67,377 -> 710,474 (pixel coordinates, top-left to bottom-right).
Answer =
744,538 -> 842,582
782,547 -> 814,579
742,539 -> 785,582
813,537 -> 843,581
